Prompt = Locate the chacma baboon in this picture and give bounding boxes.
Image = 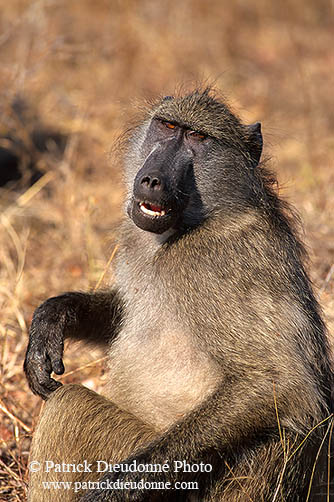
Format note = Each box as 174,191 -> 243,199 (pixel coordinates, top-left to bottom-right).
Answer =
24,89 -> 333,502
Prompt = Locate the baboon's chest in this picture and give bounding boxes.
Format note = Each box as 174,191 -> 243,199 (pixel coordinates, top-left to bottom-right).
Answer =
110,244 -> 220,430
107,300 -> 220,431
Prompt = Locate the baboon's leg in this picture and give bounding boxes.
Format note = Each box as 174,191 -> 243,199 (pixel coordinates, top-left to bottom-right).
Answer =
205,439 -> 295,502
207,433 -> 332,502
28,384 -> 157,502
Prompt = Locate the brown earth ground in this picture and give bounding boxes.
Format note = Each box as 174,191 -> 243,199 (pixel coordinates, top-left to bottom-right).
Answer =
0,1 -> 333,500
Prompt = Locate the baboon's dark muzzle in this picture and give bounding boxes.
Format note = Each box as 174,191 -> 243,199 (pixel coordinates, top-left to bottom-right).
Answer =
128,139 -> 193,234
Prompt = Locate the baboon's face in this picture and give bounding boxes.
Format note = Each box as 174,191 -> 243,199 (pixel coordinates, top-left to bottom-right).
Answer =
126,92 -> 262,234
128,117 -> 211,234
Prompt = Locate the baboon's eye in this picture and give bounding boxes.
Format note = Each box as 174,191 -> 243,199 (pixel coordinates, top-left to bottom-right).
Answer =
163,121 -> 176,130
188,131 -> 207,141
154,118 -> 178,132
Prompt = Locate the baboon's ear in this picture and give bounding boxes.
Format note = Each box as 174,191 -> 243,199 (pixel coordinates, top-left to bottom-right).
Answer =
247,122 -> 263,167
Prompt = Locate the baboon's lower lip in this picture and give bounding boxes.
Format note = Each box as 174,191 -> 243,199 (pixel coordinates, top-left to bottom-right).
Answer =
139,202 -> 167,217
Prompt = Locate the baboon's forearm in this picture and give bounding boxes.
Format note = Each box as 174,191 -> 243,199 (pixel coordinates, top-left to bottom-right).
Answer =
84,381 -> 283,501
33,290 -> 124,345
139,381 -> 278,464
60,290 -> 124,344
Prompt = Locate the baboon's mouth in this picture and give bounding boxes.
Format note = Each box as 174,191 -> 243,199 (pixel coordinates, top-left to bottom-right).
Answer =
129,198 -> 177,233
139,201 -> 168,217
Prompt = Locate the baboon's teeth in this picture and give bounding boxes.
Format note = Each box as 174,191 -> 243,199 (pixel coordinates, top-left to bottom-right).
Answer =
140,202 -> 166,217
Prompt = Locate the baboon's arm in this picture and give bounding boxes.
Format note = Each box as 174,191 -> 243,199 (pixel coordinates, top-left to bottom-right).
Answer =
80,377 -> 283,501
24,290 -> 123,399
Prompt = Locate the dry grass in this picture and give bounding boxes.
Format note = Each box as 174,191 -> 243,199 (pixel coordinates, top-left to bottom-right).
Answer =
0,1 -> 333,500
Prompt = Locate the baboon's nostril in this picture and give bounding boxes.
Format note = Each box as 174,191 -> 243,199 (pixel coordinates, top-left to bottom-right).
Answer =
151,178 -> 161,189
140,175 -> 162,190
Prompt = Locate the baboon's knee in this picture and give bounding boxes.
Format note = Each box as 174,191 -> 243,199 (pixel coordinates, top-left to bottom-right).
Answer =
41,383 -> 89,416
31,384 -> 96,452
32,383 -> 156,460
28,384 -> 157,501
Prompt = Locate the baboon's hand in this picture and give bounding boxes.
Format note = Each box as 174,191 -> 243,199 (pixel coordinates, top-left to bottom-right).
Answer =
24,295 -> 72,399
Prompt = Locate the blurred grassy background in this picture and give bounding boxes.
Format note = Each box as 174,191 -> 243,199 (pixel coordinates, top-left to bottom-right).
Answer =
0,0 -> 333,499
